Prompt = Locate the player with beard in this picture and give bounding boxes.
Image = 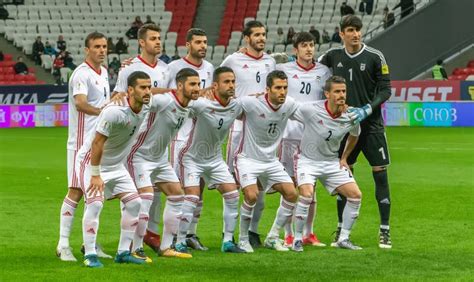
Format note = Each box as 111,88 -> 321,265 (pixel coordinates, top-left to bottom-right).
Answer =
318,15 -> 392,249
221,20 -> 276,248
165,28 -> 215,251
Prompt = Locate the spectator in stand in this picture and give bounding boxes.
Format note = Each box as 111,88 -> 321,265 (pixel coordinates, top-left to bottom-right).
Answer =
171,49 -> 180,61
286,27 -> 296,45
383,7 -> 395,29
276,27 -> 285,45
159,49 -> 171,64
115,37 -> 128,54
144,15 -> 155,25
107,38 -> 116,54
56,35 -> 66,52
364,0 -> 374,15
432,59 -> 448,80
108,68 -> 118,85
44,41 -> 57,56
63,51 -> 76,70
32,36 -> 45,65
309,25 -> 320,45
53,51 -> 65,84
0,4 -> 10,20
322,30 -> 330,43
331,27 -> 342,43
393,0 -> 415,19
13,56 -> 29,75
340,2 -> 355,16
0,51 -> 4,61
126,16 -> 144,39
108,56 -> 120,73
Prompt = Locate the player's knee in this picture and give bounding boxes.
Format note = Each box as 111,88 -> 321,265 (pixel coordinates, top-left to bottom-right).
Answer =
244,190 -> 258,205
67,188 -> 83,202
284,189 -> 298,203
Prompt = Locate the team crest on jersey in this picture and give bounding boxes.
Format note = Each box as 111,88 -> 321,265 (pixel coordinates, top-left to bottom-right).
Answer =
95,81 -> 99,85
316,76 -> 321,82
138,174 -> 145,182
360,63 -> 366,71
265,64 -> 271,72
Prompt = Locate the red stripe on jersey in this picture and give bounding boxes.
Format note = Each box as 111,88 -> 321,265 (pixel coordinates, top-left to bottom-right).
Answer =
235,115 -> 247,156
127,112 -> 156,183
178,118 -> 198,183
170,140 -> 176,167
183,57 -> 202,68
76,112 -> 85,151
71,150 -> 79,187
137,55 -> 157,68
293,145 -> 301,181
226,126 -> 234,165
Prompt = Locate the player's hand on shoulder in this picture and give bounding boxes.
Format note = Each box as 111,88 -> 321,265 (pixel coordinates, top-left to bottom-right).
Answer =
238,47 -> 248,53
88,176 -> 104,198
110,92 -> 128,106
120,57 -> 134,69
347,104 -> 372,124
200,87 -> 215,100
248,92 -> 265,98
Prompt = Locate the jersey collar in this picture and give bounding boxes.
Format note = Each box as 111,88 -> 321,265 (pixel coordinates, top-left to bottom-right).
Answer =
171,90 -> 186,108
85,61 -> 101,75
324,100 -> 342,119
244,51 -> 264,60
183,56 -> 203,68
127,98 -> 141,114
137,55 -> 158,68
344,43 -> 366,59
296,60 -> 316,72
265,94 -> 281,112
213,92 -> 229,107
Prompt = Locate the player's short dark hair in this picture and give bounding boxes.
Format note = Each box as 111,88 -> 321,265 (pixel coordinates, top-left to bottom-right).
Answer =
340,15 -> 363,31
437,59 -> 443,65
266,70 -> 288,87
186,28 -> 207,42
127,71 -> 151,88
213,66 -> 234,82
324,75 -> 346,92
293,32 -> 316,48
176,68 -> 199,85
243,20 -> 265,37
138,23 -> 161,40
85,32 -> 106,48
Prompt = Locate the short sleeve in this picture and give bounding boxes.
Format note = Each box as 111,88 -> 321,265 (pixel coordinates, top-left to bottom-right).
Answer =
290,102 -> 311,122
349,124 -> 361,137
113,67 -> 129,93
95,107 -> 118,137
71,70 -> 89,97
317,50 -> 332,68
149,94 -> 172,112
220,54 -> 233,67
189,98 -> 207,117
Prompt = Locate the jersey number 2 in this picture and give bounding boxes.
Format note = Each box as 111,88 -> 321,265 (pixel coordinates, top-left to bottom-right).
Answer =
299,82 -> 311,95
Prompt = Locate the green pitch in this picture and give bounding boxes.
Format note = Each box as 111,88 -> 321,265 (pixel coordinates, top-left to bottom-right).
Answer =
0,127 -> 473,281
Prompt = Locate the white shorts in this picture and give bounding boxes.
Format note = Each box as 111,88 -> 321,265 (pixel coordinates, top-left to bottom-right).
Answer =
170,139 -> 186,178
234,156 -> 292,193
76,159 -> 137,200
226,127 -> 241,174
180,155 -> 235,189
127,155 -> 180,189
67,149 -> 80,188
295,156 -> 356,195
278,139 -> 300,177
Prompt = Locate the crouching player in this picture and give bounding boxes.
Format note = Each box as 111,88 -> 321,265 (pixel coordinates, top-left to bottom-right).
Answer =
76,71 -> 152,267
292,75 -> 363,251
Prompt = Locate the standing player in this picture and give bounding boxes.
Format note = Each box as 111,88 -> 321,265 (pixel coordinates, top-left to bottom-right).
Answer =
276,32 -> 331,248
77,71 -> 152,268
221,20 -> 276,247
113,23 -> 170,254
235,70 -> 302,253
176,66 -> 244,253
168,28 -> 214,251
126,68 -> 199,258
292,76 -> 363,251
113,24 -> 170,96
57,32 -> 111,261
318,15 -> 393,248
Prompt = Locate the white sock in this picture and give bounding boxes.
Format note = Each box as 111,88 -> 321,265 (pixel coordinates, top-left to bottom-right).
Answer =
304,196 -> 317,237
282,196 -> 294,237
82,198 -> 104,256
222,190 -> 239,242
132,192 -> 153,251
177,195 -> 199,244
188,200 -> 202,235
147,190 -> 161,234
339,197 -> 361,241
239,200 -> 255,242
58,196 -> 78,248
249,192 -> 265,234
160,195 -> 183,251
294,196 -> 312,241
118,193 -> 141,253
268,198 -> 295,239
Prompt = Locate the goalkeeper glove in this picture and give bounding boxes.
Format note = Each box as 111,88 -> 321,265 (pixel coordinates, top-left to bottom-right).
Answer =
348,104 -> 372,124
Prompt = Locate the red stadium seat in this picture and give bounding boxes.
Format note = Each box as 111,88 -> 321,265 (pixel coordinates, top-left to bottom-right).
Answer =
4,54 -> 13,61
28,67 -> 36,73
5,67 -> 14,74
452,68 -> 462,75
4,74 -> 14,81
467,60 -> 474,68
0,74 -> 4,81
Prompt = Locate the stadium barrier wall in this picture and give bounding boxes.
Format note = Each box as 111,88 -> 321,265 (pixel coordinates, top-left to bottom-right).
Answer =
1,101 -> 473,129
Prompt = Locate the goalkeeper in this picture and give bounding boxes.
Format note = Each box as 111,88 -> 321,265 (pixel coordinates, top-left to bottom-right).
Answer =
318,14 -> 393,249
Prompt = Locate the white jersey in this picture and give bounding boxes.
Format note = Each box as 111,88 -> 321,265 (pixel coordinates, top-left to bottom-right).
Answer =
181,97 -> 243,161
292,100 -> 360,162
168,58 -> 214,141
128,92 -> 193,162
221,52 -> 276,131
277,61 -> 331,140
114,56 -> 170,93
67,62 -> 110,151
77,103 -> 149,167
236,95 -> 298,162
